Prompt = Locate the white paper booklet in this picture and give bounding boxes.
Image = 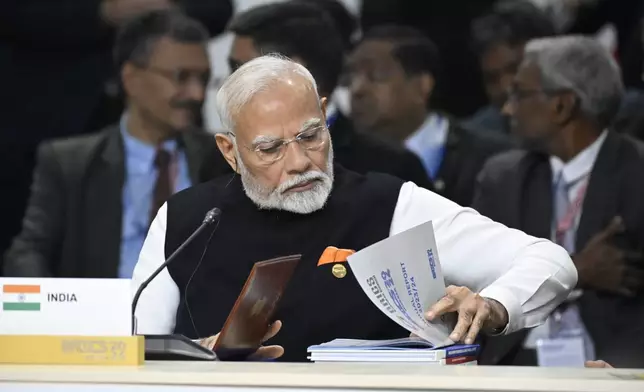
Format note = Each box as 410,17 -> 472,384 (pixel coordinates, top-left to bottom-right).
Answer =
307,338 -> 480,363
346,220 -> 454,347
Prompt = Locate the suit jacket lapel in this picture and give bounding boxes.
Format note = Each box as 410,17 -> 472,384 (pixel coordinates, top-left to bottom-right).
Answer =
479,153 -> 551,365
520,153 -> 553,240
576,131 -> 621,249
434,122 -> 461,194
182,132 -> 207,184
84,126 -> 124,277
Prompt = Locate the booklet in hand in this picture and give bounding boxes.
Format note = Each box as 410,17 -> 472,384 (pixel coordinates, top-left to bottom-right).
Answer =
346,220 -> 455,347
213,254 -> 301,361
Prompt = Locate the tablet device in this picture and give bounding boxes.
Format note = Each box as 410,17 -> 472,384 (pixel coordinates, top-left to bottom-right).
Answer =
214,254 -> 301,361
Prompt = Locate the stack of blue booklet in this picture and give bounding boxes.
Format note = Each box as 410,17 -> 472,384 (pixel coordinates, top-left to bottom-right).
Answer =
307,337 -> 479,365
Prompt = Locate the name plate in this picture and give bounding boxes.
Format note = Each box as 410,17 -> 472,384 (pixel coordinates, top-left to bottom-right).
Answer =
0,278 -> 131,336
0,335 -> 143,365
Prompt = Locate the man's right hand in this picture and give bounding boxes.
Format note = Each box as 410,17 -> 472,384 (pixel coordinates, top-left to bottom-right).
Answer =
573,216 -> 644,296
101,0 -> 173,26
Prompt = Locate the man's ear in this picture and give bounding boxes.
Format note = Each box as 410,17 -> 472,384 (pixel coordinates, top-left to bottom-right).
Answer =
417,73 -> 435,104
320,96 -> 328,122
551,91 -> 577,125
215,133 -> 239,173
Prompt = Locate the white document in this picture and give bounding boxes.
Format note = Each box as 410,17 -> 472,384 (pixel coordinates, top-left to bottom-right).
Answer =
347,220 -> 454,347
536,337 -> 585,367
0,278 -> 131,336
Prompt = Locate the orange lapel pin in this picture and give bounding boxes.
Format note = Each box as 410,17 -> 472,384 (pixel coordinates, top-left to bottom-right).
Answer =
318,246 -> 355,279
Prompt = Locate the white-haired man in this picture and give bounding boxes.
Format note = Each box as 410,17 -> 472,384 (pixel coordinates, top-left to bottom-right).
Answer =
132,55 -> 577,362
474,35 -> 644,368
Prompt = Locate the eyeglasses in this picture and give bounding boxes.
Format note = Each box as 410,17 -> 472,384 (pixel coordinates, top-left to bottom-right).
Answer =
143,66 -> 211,89
226,126 -> 328,164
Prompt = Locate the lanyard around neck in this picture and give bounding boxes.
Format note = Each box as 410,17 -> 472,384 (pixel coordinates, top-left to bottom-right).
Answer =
555,177 -> 590,244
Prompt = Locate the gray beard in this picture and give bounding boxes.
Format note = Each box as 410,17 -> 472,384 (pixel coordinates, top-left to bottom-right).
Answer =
235,143 -> 334,214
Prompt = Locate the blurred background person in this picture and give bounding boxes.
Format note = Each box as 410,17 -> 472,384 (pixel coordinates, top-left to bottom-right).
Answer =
463,0 -> 558,137
0,0 -> 233,270
3,10 -> 230,278
295,0 -> 360,117
549,0 -> 643,91
204,0 -> 361,129
345,25 -> 511,206
359,0 -> 498,118
223,1 -> 433,188
474,35 -> 644,368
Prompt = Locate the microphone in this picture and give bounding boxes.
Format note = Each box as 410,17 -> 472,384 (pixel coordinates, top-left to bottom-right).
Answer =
131,207 -> 221,336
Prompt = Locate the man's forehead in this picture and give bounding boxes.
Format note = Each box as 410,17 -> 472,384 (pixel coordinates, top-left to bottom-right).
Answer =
349,40 -> 396,65
483,43 -> 523,68
234,80 -> 321,138
148,37 -> 208,68
250,77 -> 317,107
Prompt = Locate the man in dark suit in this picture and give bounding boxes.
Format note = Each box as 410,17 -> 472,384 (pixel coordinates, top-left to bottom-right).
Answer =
3,10 -> 230,278
474,35 -> 644,368
346,25 -> 511,207
225,2 -> 433,190
0,0 -> 233,260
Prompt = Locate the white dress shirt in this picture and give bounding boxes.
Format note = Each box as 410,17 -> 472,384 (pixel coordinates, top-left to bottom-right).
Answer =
404,113 -> 449,157
132,182 -> 577,337
404,113 -> 449,181
549,130 -> 608,235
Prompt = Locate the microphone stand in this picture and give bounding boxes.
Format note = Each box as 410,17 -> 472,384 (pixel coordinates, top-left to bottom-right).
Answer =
131,207 -> 220,361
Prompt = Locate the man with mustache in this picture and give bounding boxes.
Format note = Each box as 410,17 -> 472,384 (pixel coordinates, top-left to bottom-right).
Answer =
473,36 -> 644,368
3,10 -> 230,278
132,55 -> 577,362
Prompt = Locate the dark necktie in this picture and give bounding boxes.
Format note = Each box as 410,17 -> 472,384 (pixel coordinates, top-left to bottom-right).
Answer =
150,149 -> 172,225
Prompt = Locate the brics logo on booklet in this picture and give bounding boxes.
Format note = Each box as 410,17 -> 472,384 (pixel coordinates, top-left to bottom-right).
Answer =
317,246 -> 355,279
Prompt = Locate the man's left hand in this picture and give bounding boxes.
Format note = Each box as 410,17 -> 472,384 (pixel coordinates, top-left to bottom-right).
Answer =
425,286 -> 508,344
199,320 -> 284,360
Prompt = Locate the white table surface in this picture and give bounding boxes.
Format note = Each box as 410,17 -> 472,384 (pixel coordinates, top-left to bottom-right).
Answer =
1,361 -> 643,392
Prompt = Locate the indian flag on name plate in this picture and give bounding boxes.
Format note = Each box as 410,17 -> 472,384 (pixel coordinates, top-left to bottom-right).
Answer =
2,284 -> 41,311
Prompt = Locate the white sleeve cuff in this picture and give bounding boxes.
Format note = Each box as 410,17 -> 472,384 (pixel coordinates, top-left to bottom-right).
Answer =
479,285 -> 521,335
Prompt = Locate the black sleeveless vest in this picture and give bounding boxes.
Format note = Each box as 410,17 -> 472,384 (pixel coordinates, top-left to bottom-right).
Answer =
165,166 -> 408,361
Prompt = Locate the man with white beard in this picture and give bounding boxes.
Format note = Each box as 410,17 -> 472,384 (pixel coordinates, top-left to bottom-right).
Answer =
132,55 -> 577,362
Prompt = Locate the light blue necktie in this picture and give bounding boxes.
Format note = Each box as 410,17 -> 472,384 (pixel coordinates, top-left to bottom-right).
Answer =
549,173 -> 595,361
553,173 -> 576,253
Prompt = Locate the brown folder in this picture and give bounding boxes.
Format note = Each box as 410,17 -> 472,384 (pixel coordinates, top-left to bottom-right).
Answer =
214,254 -> 301,361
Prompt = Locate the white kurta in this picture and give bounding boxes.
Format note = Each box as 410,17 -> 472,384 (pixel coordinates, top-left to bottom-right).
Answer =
132,182 -> 577,337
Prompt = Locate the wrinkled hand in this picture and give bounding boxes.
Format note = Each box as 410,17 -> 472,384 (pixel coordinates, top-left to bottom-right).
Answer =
199,320 -> 284,360
574,216 -> 644,297
101,0 -> 173,25
426,286 -> 508,345
585,360 -> 613,369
